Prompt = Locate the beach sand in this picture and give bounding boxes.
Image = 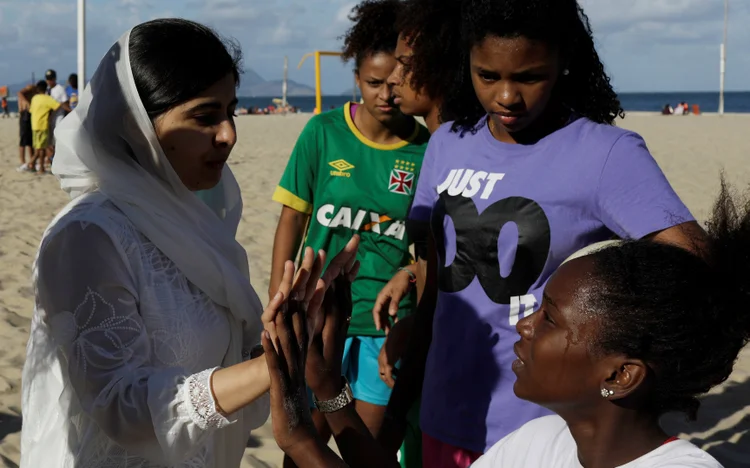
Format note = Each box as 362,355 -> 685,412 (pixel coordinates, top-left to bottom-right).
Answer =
0,112 -> 748,467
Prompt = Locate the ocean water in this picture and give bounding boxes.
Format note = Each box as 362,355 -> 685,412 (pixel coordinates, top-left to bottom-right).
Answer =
241,92 -> 750,114
617,91 -> 750,114
240,92 -> 750,114
6,91 -> 750,114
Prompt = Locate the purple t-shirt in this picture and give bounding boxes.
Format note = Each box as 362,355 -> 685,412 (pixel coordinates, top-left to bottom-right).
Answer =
410,117 -> 693,453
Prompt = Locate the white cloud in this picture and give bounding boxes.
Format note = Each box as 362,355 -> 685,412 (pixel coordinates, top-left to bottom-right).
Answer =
336,3 -> 356,23
578,0 -> 748,90
119,0 -> 154,15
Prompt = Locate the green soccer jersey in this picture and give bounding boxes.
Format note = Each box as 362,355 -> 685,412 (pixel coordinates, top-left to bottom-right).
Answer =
273,102 -> 430,336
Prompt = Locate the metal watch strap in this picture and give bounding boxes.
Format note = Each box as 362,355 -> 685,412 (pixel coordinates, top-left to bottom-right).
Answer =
313,379 -> 354,413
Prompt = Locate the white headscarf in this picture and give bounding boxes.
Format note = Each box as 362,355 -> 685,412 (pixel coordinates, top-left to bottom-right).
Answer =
51,29 -> 263,367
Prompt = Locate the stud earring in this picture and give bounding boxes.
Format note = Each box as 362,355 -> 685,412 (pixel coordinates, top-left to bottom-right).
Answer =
562,69 -> 570,76
600,388 -> 615,398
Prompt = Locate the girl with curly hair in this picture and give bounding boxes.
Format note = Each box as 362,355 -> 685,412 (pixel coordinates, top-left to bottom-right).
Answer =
268,1 -> 430,465
374,0 -> 708,465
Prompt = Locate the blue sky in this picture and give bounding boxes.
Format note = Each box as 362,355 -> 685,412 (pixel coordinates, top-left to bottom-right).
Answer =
0,0 -> 748,93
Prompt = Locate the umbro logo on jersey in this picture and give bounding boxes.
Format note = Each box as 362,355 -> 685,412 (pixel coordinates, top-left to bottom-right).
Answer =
329,159 -> 355,178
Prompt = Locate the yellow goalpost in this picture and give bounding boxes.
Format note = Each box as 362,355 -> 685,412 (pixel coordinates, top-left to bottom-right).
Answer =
297,51 -> 343,115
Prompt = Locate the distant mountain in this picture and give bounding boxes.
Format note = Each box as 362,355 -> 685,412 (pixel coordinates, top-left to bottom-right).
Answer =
236,68 -> 316,97
247,79 -> 316,97
5,68 -> 316,100
3,80 -> 35,96
340,87 -> 360,98
240,68 -> 266,88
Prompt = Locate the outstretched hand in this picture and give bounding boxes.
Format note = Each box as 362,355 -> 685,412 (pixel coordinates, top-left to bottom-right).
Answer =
263,235 -> 360,341
262,297 -> 316,456
263,237 -> 360,463
306,265 -> 359,400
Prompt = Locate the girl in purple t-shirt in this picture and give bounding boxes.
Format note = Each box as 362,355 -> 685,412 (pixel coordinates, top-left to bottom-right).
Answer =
375,0 -> 708,466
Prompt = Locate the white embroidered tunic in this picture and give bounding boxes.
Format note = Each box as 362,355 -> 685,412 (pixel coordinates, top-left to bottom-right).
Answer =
21,194 -> 269,467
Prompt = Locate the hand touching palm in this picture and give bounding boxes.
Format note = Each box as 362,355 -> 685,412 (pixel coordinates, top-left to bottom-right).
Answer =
262,235 -> 359,459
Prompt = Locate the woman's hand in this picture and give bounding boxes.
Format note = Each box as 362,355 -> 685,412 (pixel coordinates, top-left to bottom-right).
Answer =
264,235 -> 360,341
372,266 -> 414,334
306,262 -> 359,401
377,315 -> 414,388
262,298 -> 317,457
263,246 -> 325,326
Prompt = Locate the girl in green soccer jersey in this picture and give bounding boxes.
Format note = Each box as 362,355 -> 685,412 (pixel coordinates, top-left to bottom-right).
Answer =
269,1 -> 430,463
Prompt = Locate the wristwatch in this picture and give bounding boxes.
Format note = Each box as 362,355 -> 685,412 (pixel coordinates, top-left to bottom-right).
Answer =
313,378 -> 354,413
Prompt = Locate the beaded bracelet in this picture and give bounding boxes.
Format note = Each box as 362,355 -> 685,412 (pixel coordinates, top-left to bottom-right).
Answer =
398,266 -> 417,285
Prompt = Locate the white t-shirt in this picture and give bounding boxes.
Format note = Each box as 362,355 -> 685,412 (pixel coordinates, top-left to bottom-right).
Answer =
472,415 -> 722,468
49,83 -> 68,103
49,83 -> 69,126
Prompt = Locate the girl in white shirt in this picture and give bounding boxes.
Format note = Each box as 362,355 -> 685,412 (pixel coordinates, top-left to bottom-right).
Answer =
473,183 -> 750,467
21,18 -> 358,468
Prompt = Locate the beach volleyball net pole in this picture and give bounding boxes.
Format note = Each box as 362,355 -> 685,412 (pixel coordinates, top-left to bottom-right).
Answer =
298,51 -> 342,114
78,0 -> 86,89
719,0 -> 728,115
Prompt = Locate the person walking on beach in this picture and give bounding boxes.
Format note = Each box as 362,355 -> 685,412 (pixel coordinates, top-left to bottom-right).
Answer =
27,81 -> 71,174
20,18 -> 359,468
65,73 -> 79,112
44,69 -> 68,155
1,96 -> 8,118
269,1 -> 430,466
373,0 -> 707,465
16,83 -> 37,171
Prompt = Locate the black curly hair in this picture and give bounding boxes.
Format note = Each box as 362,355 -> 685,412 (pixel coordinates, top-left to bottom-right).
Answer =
586,178 -> 750,420
445,0 -> 624,134
340,0 -> 402,71
396,0 -> 463,109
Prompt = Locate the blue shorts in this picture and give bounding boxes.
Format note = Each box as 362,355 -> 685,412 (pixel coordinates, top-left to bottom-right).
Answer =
308,336 -> 393,407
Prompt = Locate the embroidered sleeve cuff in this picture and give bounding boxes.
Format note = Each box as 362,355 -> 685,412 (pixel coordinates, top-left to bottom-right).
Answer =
184,367 -> 235,430
272,186 -> 312,214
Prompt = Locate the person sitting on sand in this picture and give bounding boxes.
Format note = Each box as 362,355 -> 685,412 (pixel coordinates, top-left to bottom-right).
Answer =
21,18 -> 358,468
264,177 -> 748,468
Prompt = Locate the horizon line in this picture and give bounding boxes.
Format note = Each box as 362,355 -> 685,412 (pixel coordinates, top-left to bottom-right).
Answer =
237,90 -> 750,98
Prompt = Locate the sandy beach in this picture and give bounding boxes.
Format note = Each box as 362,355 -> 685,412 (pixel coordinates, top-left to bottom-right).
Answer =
0,112 -> 748,467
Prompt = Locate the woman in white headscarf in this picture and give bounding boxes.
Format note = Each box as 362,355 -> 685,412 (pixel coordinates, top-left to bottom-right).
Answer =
21,18 -> 358,468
